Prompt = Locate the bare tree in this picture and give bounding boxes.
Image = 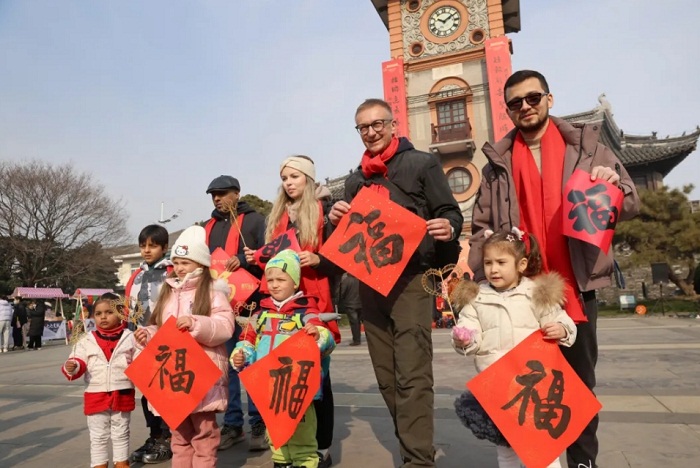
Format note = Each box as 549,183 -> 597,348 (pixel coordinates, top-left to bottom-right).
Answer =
0,160 -> 129,287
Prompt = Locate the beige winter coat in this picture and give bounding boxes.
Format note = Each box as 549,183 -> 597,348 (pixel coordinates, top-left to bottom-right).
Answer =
451,273 -> 576,372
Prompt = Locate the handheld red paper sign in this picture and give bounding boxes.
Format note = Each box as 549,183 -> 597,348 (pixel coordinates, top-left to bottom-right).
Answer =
254,229 -> 302,266
125,317 -> 223,429
239,332 -> 321,450
467,331 -> 601,468
562,169 -> 623,253
319,186 -> 427,296
210,247 -> 260,305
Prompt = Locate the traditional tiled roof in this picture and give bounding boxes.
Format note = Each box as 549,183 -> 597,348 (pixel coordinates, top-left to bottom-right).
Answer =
562,95 -> 699,177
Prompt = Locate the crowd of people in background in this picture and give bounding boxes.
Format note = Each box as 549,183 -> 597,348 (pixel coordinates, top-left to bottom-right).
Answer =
0,295 -> 56,352
3,69 -> 640,468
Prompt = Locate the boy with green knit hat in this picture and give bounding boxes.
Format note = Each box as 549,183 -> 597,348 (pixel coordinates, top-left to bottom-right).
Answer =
230,250 -> 336,468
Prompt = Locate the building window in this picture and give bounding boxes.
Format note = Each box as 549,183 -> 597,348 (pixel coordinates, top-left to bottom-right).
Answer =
447,167 -> 472,194
437,99 -> 466,128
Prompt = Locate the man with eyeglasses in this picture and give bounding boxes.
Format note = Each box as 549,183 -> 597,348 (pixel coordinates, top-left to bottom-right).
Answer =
469,70 -> 640,468
328,98 -> 463,468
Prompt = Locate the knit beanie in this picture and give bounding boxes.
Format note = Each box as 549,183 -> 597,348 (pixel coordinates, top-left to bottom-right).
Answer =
265,249 -> 301,288
280,156 -> 316,181
171,225 -> 211,267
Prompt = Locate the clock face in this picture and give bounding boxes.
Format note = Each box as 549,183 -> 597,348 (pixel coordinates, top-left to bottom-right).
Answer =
428,6 -> 461,38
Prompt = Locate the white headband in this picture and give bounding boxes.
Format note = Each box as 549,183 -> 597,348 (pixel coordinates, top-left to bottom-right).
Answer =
280,156 -> 316,181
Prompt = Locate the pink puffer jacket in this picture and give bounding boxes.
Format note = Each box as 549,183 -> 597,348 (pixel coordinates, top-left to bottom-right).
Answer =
140,272 -> 234,414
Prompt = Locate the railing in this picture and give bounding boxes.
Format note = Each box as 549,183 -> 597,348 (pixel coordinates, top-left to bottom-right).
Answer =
431,119 -> 472,144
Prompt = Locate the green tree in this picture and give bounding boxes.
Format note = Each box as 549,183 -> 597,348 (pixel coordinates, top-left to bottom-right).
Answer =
0,161 -> 129,291
615,185 -> 700,295
241,194 -> 273,217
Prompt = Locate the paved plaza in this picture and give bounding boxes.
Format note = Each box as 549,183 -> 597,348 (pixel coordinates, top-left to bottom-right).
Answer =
1,316 -> 700,467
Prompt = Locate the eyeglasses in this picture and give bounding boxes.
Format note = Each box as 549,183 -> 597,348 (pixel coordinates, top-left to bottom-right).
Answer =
505,92 -> 549,112
355,119 -> 392,135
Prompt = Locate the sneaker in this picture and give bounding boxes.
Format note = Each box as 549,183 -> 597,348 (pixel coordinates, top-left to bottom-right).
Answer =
273,464 -> 293,468
318,451 -> 333,468
131,437 -> 156,462
142,438 -> 172,464
349,341 -> 361,346
249,421 -> 269,451
218,424 -> 245,451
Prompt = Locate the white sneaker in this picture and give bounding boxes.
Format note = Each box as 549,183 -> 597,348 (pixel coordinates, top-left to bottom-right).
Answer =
1,349 -> 6,353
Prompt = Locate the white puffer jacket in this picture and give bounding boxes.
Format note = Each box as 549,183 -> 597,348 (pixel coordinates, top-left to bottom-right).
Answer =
451,273 -> 577,372
0,299 -> 13,322
64,329 -> 136,392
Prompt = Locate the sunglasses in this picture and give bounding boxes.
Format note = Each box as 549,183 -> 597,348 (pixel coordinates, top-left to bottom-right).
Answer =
506,92 -> 549,112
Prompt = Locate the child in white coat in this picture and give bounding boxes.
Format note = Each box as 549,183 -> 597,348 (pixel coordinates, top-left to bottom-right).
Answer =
451,229 -> 577,468
62,293 -> 135,468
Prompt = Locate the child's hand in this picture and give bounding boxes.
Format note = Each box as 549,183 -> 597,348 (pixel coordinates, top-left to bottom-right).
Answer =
244,247 -> 256,266
452,326 -> 474,348
542,322 -> 566,340
64,360 -> 78,373
176,316 -> 194,331
134,328 -> 149,346
231,350 -> 245,368
304,323 -> 320,341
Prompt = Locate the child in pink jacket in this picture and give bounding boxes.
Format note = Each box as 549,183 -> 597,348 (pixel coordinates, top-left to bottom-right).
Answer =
134,225 -> 234,468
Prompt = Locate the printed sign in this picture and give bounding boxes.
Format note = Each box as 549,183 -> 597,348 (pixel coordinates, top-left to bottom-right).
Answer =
125,317 -> 223,429
239,332 -> 321,450
320,186 -> 426,296
485,37 -> 514,141
468,331 -> 601,468
210,247 -> 260,305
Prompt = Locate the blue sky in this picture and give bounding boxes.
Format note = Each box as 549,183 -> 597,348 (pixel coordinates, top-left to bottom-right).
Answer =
1,0 -> 698,239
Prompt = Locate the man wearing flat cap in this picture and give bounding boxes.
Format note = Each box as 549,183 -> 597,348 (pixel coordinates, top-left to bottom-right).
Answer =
203,175 -> 268,451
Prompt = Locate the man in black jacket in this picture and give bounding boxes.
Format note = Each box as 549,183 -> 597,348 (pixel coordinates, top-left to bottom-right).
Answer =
329,98 -> 463,468
203,175 -> 269,452
11,299 -> 28,350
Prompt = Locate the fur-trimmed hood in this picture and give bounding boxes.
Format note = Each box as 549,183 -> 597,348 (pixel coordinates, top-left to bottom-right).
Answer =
449,272 -> 566,311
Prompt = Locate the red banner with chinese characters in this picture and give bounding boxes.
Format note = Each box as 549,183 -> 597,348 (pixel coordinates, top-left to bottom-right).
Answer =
125,317 -> 223,429
210,247 -> 260,305
467,331 -> 602,468
382,58 -> 409,138
562,169 -> 623,253
485,37 -> 514,141
254,228 -> 302,266
319,186 -> 427,296
239,332 -> 321,450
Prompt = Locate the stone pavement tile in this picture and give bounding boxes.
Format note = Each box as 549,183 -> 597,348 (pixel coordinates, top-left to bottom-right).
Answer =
598,395 -> 671,413
654,395 -> 700,414
598,422 -> 700,468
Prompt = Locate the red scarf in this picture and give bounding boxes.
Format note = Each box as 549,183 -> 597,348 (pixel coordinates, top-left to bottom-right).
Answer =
267,201 -> 334,315
512,120 -> 586,323
360,136 -> 400,197
204,214 -> 245,256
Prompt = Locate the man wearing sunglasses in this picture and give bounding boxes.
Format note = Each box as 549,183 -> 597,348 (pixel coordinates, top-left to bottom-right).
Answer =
328,98 -> 463,468
469,70 -> 640,468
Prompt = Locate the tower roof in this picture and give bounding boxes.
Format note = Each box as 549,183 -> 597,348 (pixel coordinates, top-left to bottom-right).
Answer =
562,95 -> 700,177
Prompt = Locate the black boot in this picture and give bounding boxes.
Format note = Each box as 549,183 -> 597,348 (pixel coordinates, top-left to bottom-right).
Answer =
142,437 -> 173,464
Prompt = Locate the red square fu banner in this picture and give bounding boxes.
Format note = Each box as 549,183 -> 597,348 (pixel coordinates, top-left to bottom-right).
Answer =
239,332 -> 321,450
320,186 -> 427,296
125,317 -> 223,429
563,169 -> 623,254
467,331 -> 601,468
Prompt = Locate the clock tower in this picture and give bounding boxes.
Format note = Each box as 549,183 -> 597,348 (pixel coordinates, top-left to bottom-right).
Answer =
371,0 -> 521,241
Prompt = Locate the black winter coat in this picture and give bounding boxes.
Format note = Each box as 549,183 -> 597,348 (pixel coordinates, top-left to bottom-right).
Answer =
28,305 -> 46,336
